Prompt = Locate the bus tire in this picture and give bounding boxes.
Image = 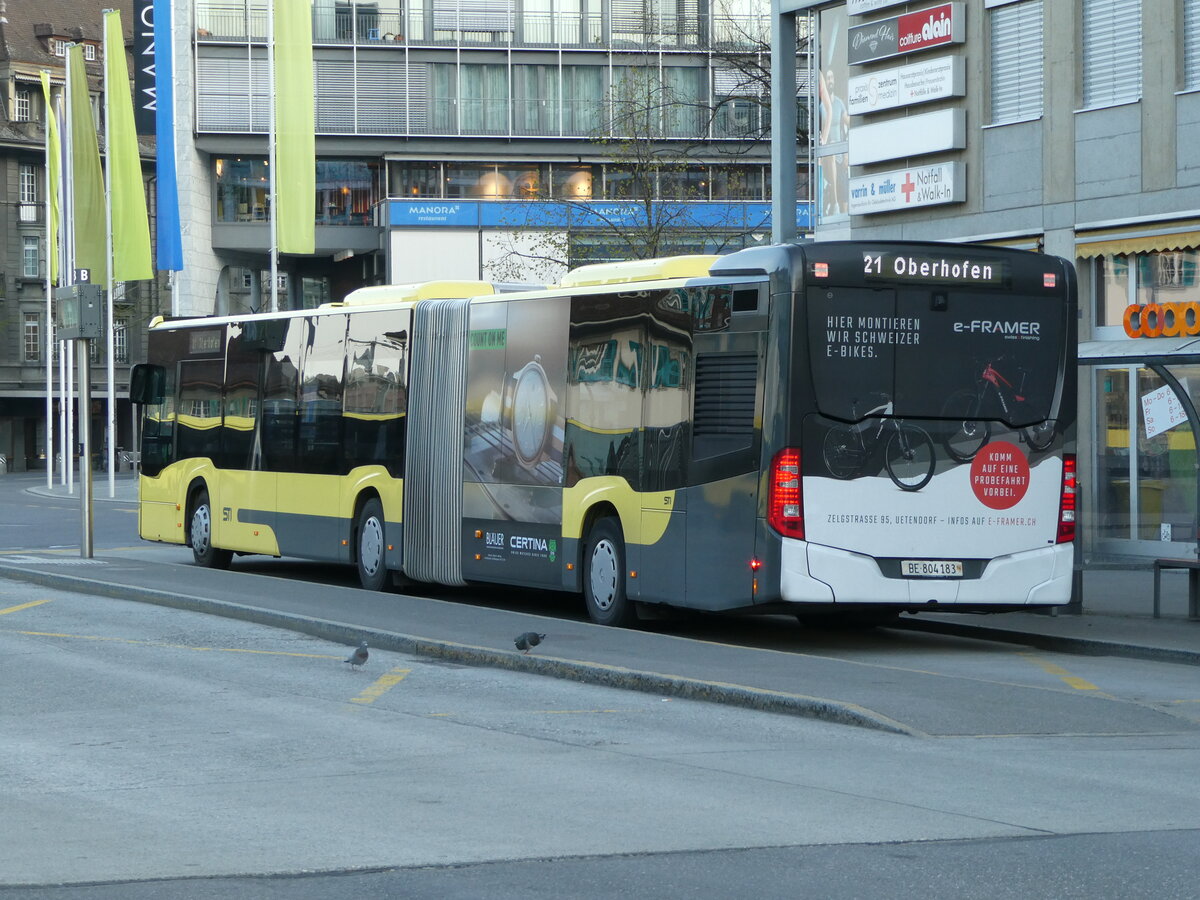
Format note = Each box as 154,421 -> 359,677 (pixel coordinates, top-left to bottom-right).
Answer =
189,489 -> 233,570
583,518 -> 637,628
355,497 -> 389,592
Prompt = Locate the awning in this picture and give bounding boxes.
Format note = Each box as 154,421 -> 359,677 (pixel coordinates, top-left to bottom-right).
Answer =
1076,222 -> 1200,259
1080,337 -> 1200,365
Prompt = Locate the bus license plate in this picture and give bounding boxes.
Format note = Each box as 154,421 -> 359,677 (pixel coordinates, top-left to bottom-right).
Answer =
901,559 -> 963,578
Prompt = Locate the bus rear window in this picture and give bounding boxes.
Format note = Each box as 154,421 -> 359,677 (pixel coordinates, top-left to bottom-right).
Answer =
807,285 -> 1066,426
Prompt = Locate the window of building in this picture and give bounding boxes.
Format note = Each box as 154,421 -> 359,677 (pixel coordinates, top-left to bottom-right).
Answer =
551,163 -> 599,199
315,160 -> 380,225
389,161 -> 442,197
712,165 -> 764,200
24,313 -> 40,362
84,43 -> 96,61
660,165 -> 710,201
989,0 -> 1043,124
51,39 -> 66,57
1081,0 -> 1141,108
513,65 -> 560,136
19,164 -> 39,223
1093,249 -> 1200,330
214,157 -> 271,221
14,87 -> 32,122
20,164 -> 38,204
459,64 -> 510,134
661,67 -> 705,137
23,236 -> 39,278
115,320 -> 129,364
561,66 -> 604,135
1186,0 -> 1200,90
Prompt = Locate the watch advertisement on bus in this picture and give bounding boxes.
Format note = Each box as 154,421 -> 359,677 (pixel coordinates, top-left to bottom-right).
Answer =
462,295 -> 568,513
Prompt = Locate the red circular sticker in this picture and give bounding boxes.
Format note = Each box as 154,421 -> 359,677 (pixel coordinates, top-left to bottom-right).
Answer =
969,441 -> 1030,510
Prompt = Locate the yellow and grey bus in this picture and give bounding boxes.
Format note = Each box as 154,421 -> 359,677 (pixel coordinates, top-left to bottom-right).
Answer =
131,241 -> 1077,626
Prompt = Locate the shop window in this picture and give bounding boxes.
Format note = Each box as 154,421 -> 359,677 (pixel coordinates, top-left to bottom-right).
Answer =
1095,249 -> 1200,330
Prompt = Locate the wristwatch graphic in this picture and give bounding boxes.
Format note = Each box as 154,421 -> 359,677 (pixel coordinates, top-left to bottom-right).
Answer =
504,355 -> 557,468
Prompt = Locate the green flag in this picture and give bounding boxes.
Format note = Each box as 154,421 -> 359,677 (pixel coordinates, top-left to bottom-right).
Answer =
40,71 -> 61,285
274,0 -> 315,254
104,10 -> 152,281
68,44 -> 106,283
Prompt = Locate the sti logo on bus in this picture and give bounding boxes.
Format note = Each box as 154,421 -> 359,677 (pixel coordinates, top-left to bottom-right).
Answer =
862,252 -> 1004,285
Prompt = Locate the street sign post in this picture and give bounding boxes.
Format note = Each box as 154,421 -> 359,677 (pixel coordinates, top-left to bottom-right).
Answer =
53,282 -> 103,558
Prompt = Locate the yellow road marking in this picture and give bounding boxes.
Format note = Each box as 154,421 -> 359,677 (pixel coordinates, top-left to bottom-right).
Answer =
0,599 -> 53,616
5,628 -> 339,659
1018,652 -> 1101,692
350,667 -> 411,705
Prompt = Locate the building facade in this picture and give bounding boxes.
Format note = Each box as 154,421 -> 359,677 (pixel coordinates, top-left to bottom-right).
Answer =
0,0 -> 161,473
180,0 -> 805,315
782,0 -> 1200,561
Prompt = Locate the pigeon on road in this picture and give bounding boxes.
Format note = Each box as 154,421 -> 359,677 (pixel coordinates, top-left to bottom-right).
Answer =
344,640 -> 369,670
514,632 -> 546,654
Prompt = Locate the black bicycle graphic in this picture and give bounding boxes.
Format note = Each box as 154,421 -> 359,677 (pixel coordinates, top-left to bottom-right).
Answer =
941,360 -> 1056,463
821,396 -> 936,491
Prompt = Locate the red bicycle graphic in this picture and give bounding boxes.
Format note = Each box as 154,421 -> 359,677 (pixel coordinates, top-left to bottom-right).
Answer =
941,360 -> 1056,463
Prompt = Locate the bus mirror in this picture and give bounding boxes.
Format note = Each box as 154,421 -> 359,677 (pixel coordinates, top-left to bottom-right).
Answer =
129,364 -> 165,405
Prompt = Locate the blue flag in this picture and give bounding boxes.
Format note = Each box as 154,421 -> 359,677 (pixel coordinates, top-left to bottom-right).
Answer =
154,0 -> 183,270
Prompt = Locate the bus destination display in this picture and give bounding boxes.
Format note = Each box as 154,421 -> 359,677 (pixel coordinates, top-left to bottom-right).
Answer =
862,251 -> 1006,286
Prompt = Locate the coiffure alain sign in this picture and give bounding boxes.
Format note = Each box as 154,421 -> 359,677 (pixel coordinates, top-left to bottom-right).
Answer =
848,3 -> 965,66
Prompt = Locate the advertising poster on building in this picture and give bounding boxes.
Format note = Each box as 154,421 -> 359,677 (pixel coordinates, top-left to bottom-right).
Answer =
817,5 -> 851,223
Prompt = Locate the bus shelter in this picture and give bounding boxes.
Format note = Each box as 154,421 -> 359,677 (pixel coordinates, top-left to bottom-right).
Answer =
1080,339 -> 1200,560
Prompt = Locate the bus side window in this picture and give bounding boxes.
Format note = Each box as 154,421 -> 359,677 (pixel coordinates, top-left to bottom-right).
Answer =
137,366 -> 175,477
176,360 -> 224,464
297,316 -> 347,475
222,327 -> 262,470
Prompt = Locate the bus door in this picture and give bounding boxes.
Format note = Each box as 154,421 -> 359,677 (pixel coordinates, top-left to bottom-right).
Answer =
683,336 -> 763,609
214,323 -> 279,556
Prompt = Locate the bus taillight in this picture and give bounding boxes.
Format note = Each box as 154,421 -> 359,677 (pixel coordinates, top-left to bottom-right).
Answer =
769,448 -> 804,539
1057,454 -> 1077,544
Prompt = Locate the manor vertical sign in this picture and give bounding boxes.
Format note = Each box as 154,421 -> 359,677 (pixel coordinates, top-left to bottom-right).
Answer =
133,0 -> 156,135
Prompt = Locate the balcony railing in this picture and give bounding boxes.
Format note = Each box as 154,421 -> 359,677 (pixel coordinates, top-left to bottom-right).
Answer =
194,1 -> 766,51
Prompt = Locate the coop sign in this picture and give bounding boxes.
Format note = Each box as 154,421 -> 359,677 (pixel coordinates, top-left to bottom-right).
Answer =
1122,301 -> 1200,338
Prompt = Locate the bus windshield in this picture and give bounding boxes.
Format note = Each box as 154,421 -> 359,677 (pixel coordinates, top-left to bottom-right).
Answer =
807,284 -> 1067,427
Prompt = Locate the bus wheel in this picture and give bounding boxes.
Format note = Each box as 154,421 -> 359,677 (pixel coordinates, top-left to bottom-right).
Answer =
189,489 -> 232,569
356,497 -> 389,592
583,518 -> 637,628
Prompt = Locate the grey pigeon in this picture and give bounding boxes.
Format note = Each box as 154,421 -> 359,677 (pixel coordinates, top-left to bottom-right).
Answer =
514,632 -> 546,654
344,640 -> 369,669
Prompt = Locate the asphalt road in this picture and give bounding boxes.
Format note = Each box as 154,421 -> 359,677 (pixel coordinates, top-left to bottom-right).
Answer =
4,474 -> 1200,895
2,583 -> 1200,897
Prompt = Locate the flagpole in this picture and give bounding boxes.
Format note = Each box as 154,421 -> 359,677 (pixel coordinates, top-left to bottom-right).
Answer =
43,72 -> 55,490
103,10 -> 116,498
63,47 -> 75,496
268,0 -> 279,313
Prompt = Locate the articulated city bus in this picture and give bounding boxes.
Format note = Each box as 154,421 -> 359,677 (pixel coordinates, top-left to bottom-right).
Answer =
131,241 -> 1077,626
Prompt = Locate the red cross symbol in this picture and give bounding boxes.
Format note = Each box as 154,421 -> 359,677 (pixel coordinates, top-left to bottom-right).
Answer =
901,173 -> 916,203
